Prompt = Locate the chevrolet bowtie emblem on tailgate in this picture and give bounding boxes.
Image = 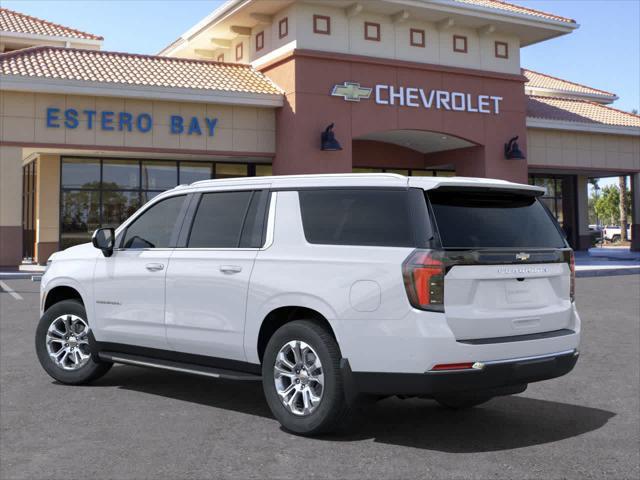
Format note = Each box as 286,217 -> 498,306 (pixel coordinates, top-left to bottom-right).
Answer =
331,82 -> 372,102
515,252 -> 531,261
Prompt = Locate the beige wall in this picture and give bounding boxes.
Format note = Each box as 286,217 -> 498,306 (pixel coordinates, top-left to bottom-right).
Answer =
0,145 -> 22,228
527,128 -> 640,172
201,3 -> 520,75
0,92 -> 277,154
36,154 -> 60,244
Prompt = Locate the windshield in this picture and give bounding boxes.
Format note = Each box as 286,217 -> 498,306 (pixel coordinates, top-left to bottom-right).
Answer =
427,189 -> 567,249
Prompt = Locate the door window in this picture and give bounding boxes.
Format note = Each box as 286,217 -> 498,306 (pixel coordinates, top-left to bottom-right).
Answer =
121,195 -> 186,249
187,191 -> 268,248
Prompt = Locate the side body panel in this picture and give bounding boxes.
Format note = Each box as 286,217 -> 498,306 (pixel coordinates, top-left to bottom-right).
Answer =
244,190 -> 415,367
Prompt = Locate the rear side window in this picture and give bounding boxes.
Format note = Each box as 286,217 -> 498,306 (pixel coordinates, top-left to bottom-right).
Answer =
122,195 -> 186,249
298,189 -> 414,247
428,189 -> 566,249
188,190 -> 268,248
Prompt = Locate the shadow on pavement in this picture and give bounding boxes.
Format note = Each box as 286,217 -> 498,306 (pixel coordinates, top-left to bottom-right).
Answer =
89,365 -> 615,453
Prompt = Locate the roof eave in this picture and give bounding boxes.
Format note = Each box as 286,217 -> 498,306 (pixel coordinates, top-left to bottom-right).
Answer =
0,30 -> 103,46
525,87 -> 618,105
527,117 -> 640,137
0,75 -> 284,108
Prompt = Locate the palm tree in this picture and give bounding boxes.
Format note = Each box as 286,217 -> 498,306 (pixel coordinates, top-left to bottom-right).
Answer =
619,176 -> 628,242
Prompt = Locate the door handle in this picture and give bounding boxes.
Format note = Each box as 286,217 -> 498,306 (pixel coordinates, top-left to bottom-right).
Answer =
220,265 -> 242,274
145,263 -> 165,272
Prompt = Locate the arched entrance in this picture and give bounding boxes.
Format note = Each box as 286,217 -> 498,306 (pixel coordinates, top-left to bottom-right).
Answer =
352,129 -> 485,176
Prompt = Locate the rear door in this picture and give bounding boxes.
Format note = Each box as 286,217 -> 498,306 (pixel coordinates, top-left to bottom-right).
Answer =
426,188 -> 572,341
164,188 -> 270,361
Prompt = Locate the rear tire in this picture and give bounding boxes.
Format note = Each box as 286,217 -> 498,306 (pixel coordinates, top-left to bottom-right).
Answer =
435,395 -> 493,409
35,299 -> 112,385
262,320 -> 352,435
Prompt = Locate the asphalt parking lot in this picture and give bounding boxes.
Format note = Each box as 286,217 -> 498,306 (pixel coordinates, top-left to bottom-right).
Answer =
1,275 -> 639,480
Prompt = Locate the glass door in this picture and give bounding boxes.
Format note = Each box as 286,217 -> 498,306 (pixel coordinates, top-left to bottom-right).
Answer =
22,161 -> 37,262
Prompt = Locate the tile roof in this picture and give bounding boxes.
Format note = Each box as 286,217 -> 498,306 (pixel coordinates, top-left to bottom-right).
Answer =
527,96 -> 640,128
452,0 -> 575,24
0,7 -> 102,41
523,69 -> 616,99
0,46 -> 283,96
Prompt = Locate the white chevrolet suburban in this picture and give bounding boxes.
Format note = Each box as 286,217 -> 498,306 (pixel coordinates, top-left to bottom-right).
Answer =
37,174 -> 580,435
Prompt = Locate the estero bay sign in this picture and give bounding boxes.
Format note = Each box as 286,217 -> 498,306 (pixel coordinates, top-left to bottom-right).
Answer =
45,107 -> 220,136
331,81 -> 503,114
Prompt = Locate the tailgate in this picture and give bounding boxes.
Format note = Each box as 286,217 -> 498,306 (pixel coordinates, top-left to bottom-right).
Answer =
444,262 -> 572,340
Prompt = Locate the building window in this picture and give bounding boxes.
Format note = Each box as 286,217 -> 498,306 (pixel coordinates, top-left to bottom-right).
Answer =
453,35 -> 467,53
217,53 -> 224,62
279,17 -> 288,39
235,42 -> 243,61
410,28 -> 425,47
364,22 -> 380,41
59,157 -> 271,249
313,15 -> 330,35
255,31 -> 264,51
529,175 -> 564,226
495,41 -> 508,59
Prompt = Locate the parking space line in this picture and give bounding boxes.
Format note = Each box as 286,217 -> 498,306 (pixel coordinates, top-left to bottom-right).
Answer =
0,281 -> 23,300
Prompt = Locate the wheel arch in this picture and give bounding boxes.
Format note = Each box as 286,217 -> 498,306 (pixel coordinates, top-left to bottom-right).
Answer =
256,306 -> 338,364
44,285 -> 85,311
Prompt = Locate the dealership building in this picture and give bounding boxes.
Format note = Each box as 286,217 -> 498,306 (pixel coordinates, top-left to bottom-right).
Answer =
1,0 -> 639,266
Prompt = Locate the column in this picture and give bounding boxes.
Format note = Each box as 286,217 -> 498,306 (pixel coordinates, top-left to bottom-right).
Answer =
632,172 -> 640,251
36,154 -> 61,264
0,146 -> 24,266
576,175 -> 591,250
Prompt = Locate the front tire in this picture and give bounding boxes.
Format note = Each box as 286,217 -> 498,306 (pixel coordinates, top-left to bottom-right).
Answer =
262,320 -> 352,435
35,299 -> 112,385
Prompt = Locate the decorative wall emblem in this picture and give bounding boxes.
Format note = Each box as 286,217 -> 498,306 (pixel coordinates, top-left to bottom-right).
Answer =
331,82 -> 372,102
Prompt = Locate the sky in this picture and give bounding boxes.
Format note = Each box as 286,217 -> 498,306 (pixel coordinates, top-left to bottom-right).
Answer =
2,0 -> 638,113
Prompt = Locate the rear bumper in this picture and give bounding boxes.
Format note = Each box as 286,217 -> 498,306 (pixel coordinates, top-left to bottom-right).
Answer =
348,349 -> 579,397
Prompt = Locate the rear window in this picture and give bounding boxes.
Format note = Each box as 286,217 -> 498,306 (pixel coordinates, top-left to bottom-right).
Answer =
298,189 -> 414,247
428,189 -> 566,249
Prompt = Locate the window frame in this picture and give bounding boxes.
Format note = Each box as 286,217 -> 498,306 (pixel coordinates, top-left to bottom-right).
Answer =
494,41 -> 509,59
117,193 -> 190,250
410,28 -> 425,48
176,189 -> 272,250
364,22 -> 381,41
453,34 -> 468,53
313,15 -> 331,35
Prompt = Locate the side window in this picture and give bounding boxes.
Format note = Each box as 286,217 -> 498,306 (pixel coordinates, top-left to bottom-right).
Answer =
298,189 -> 414,247
188,190 -> 268,248
122,195 -> 186,249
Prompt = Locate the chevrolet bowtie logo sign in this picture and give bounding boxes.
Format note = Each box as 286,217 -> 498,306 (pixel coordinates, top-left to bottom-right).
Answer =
331,82 -> 372,102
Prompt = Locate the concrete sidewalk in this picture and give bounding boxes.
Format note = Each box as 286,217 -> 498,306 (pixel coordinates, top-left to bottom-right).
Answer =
575,248 -> 640,277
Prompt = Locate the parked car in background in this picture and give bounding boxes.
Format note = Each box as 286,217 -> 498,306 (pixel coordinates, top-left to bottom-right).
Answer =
36,174 -> 580,435
602,225 -> 632,242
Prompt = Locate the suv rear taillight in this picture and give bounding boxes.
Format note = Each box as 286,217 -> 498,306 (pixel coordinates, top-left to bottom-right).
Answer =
402,249 -> 445,312
569,250 -> 575,302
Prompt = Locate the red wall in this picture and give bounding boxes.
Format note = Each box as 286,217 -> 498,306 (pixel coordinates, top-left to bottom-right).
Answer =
261,50 -> 529,183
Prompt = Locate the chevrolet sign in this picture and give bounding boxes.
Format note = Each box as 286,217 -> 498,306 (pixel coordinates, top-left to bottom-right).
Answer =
331,81 -> 503,114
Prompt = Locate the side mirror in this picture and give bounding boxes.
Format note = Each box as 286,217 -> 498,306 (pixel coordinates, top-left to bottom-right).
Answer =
92,227 -> 115,257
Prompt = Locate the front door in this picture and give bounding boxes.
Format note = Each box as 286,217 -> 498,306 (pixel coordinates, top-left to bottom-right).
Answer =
165,189 -> 269,362
92,194 -> 188,349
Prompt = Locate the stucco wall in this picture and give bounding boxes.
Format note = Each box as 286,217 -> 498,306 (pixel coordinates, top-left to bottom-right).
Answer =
527,128 -> 640,172
203,4 -> 520,75
0,91 -> 276,154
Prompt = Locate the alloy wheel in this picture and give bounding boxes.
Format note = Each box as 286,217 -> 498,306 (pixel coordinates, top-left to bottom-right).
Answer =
273,340 -> 324,416
45,314 -> 91,371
